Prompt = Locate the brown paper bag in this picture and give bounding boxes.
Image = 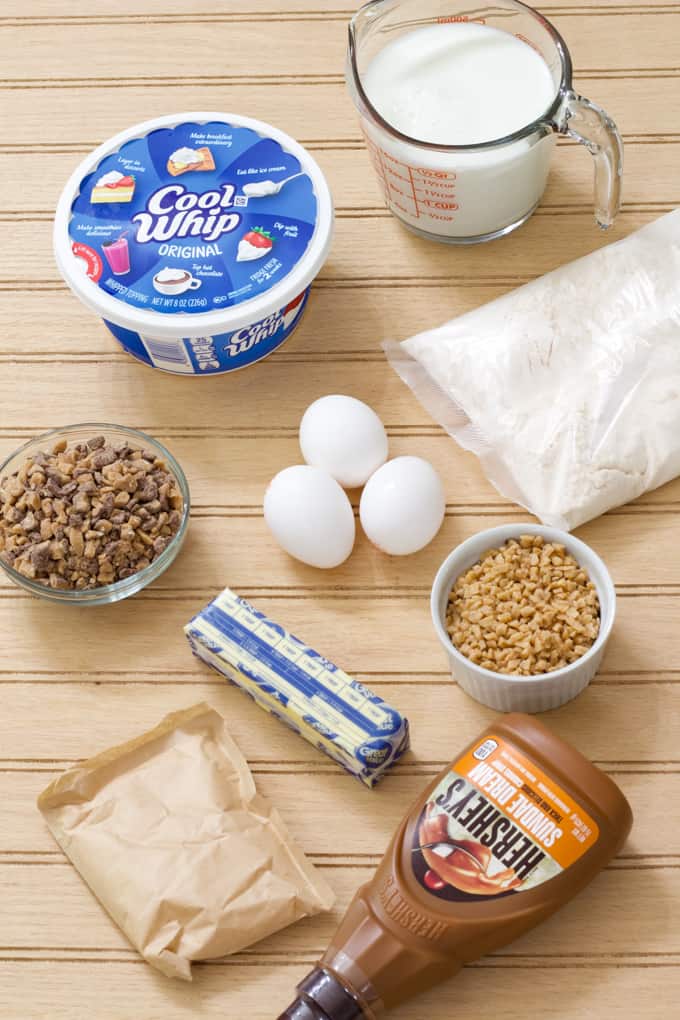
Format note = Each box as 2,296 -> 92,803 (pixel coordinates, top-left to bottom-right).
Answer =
37,703 -> 335,980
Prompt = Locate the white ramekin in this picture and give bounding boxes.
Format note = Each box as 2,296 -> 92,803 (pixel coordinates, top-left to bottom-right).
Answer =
430,523 -> 616,712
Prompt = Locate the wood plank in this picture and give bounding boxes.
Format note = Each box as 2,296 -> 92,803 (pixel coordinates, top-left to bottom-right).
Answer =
4,334 -> 680,468
4,1 -> 353,15
0,358 -> 431,429
110,513 -> 680,588
5,263 -> 680,402
3,1 -> 359,14
2,77 -> 678,147
0,209 -> 663,286
3,433 -> 497,514
1,13 -> 678,79
0,593 -> 675,675
2,512 -> 680,594
0,285 -> 513,355
6,1 -> 678,17
1,679 -> 678,765
0,960 -> 676,1020
1,862 -> 677,957
0,417 -> 679,508
4,142 -> 680,214
2,769 -> 675,857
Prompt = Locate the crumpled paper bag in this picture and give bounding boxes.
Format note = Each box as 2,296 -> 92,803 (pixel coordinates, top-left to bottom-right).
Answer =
37,703 -> 335,979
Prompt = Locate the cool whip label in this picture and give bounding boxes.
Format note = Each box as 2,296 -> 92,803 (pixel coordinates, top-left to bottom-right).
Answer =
68,120 -> 317,315
103,289 -> 310,374
131,183 -> 240,244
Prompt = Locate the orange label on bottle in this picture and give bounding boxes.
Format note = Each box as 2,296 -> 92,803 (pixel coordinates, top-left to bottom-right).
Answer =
412,735 -> 599,901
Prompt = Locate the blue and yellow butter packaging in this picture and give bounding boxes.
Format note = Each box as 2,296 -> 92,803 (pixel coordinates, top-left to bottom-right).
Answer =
185,588 -> 410,787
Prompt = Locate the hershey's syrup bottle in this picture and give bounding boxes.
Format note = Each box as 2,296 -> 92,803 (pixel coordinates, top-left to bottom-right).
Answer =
277,713 -> 633,1020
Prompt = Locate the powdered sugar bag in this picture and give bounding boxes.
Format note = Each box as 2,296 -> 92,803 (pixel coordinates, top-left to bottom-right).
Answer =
386,210 -> 680,531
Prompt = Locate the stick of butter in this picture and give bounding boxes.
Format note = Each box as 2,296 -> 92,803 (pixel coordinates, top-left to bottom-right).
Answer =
185,588 -> 410,787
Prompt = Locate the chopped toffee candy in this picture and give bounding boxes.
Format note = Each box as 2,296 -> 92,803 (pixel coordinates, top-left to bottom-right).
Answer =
0,435 -> 184,590
446,534 -> 600,676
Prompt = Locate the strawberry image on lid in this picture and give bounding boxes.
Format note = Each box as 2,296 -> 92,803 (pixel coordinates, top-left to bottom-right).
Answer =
236,227 -> 274,262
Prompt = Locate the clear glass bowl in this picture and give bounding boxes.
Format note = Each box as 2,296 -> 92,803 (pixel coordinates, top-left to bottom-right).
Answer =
0,423 -> 190,605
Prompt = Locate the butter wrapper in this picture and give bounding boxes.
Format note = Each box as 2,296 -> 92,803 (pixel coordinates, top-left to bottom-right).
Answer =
185,588 -> 410,787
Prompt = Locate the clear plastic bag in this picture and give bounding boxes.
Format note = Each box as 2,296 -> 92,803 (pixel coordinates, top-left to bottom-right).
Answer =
385,210 -> 680,531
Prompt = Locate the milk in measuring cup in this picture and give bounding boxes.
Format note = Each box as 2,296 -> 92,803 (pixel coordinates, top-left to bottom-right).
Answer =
361,23 -> 558,240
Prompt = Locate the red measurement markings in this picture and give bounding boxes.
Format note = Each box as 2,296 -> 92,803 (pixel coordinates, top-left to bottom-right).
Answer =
416,188 -> 457,200
406,165 -> 420,218
362,133 -> 387,183
515,32 -> 543,56
392,197 -> 417,216
412,167 -> 458,213
413,180 -> 457,193
414,168 -> 456,180
422,199 -> 459,210
389,170 -> 415,184
373,148 -> 421,216
372,147 -> 461,220
437,14 -> 486,23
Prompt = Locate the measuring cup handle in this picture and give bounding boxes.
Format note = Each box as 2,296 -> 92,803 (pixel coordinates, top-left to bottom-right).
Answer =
554,90 -> 623,230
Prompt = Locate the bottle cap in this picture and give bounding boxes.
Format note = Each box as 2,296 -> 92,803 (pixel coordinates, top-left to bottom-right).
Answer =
276,968 -> 365,1020
277,1001 -> 328,1020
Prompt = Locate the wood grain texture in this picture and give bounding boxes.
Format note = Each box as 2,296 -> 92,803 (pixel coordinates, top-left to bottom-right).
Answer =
9,0 -> 680,14
2,77 -> 680,147
1,1 -> 678,1018
0,768 -> 672,857
4,142 -> 680,214
0,512 -> 677,591
0,593 -> 678,674
1,862 -> 678,956
0,963 -> 676,1020
0,210 -> 662,284
1,12 -> 678,77
0,680 -> 678,767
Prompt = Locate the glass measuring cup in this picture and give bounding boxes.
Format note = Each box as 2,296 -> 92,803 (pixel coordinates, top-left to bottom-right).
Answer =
347,0 -> 623,244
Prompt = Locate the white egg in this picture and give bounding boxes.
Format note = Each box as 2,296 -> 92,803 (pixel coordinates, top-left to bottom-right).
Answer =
299,394 -> 388,488
264,465 -> 356,568
359,456 -> 445,556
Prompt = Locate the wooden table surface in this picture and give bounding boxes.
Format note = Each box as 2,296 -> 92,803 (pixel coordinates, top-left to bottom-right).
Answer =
1,1 -> 678,1018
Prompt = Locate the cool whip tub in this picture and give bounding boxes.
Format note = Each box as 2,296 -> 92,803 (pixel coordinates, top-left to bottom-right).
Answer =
54,113 -> 334,375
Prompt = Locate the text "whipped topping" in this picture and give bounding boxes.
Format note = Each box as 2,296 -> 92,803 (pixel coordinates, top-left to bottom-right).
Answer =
132,183 -> 241,244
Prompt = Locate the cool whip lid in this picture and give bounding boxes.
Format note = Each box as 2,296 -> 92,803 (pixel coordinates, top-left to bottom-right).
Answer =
54,113 -> 334,338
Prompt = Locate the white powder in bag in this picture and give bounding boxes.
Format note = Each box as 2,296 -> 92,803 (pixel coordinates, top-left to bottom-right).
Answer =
386,210 -> 680,530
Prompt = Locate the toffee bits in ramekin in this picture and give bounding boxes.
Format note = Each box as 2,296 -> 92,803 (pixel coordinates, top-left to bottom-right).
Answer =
445,534 -> 600,677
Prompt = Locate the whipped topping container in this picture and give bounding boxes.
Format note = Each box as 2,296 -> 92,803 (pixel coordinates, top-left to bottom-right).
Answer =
54,113 -> 333,375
